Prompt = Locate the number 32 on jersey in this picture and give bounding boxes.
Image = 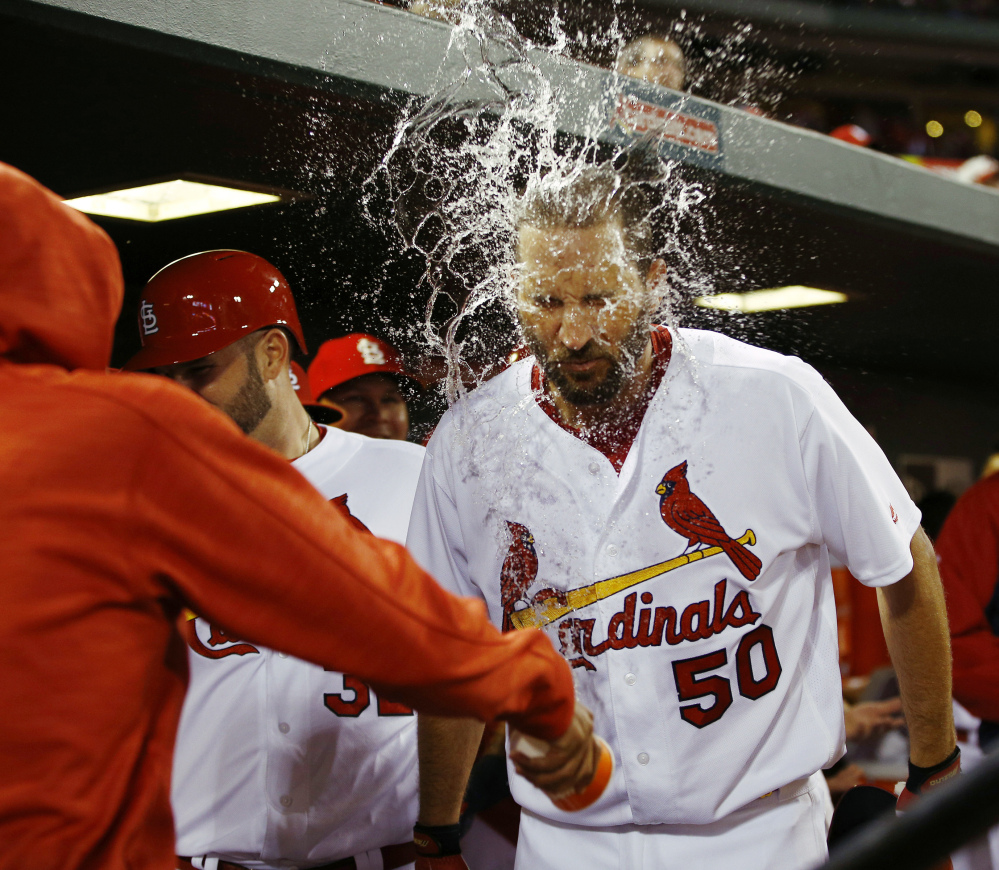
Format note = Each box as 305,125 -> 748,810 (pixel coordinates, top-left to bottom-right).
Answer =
323,670 -> 414,718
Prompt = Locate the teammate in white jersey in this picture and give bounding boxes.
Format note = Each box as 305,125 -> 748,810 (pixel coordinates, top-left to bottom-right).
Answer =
406,165 -> 959,869
126,251 -> 424,870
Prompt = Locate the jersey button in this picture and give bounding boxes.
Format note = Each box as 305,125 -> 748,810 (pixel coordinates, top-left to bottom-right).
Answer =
277,652 -> 289,658
280,794 -> 293,808
624,673 -> 637,686
278,722 -> 290,734
606,544 -> 618,556
637,752 -> 650,765
588,462 -> 600,475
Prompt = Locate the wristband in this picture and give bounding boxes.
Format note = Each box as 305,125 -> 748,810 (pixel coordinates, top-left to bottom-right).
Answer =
414,823 -> 462,857
897,746 -> 961,815
906,746 -> 961,795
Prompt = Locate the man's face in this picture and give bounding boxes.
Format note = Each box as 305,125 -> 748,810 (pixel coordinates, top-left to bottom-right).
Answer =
516,220 -> 654,407
153,335 -> 272,436
321,373 -> 410,441
617,37 -> 686,91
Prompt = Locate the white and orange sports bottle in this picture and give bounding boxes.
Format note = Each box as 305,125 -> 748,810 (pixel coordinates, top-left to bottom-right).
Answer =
510,733 -> 614,812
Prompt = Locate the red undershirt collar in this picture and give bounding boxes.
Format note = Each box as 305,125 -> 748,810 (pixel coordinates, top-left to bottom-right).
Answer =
531,326 -> 673,474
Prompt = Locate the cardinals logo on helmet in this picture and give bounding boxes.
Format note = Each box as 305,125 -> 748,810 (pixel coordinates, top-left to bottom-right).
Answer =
656,460 -> 762,582
140,301 -> 159,336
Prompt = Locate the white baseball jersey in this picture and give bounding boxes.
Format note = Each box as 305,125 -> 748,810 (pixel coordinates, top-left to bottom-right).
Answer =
173,426 -> 425,868
407,327 -> 919,828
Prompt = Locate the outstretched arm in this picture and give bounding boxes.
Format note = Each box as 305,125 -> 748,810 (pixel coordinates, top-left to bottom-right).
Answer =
135,382 -> 576,738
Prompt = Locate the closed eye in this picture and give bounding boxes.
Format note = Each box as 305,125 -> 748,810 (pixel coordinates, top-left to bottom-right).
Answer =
531,296 -> 562,310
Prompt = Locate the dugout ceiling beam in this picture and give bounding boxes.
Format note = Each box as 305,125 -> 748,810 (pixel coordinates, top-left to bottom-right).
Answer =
18,0 -> 999,254
639,0 -> 999,51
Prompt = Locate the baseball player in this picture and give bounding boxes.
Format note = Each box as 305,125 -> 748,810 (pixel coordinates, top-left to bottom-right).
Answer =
125,251 -> 428,870
0,162 -> 596,870
308,333 -> 418,441
406,164 -> 958,869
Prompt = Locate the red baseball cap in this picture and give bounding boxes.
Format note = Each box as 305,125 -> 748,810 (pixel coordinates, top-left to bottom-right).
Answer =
829,124 -> 872,148
308,334 -> 419,398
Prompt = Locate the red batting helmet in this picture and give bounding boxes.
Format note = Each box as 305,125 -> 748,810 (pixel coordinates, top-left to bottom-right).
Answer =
124,250 -> 307,371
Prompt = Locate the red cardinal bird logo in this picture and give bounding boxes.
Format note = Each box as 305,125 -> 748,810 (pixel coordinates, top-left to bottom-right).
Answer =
500,521 -> 539,632
656,461 -> 762,581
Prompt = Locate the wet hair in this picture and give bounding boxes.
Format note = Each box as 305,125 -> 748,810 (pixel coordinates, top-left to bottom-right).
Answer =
514,163 -> 656,271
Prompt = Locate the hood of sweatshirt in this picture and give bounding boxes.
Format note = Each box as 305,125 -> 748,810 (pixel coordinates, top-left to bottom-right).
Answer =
0,162 -> 123,371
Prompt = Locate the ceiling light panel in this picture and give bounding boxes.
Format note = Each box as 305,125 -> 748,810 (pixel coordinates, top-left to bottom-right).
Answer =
694,286 -> 848,313
64,179 -> 282,222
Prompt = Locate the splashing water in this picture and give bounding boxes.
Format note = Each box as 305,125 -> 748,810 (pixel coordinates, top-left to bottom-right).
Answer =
362,0 -> 797,406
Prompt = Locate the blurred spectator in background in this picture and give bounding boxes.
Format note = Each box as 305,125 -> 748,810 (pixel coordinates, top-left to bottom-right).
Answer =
980,442 -> 999,478
955,155 -> 999,189
830,123 -> 874,148
308,334 -> 420,442
823,697 -> 906,803
936,471 -> 999,752
934,474 -> 999,867
408,0 -> 463,23
614,35 -> 686,91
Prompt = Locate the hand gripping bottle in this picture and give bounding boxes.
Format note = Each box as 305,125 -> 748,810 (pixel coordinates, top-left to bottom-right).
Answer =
510,733 -> 614,812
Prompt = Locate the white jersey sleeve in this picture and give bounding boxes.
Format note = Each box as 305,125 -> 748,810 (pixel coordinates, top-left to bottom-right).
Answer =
787,356 -> 921,586
407,442 -> 478,602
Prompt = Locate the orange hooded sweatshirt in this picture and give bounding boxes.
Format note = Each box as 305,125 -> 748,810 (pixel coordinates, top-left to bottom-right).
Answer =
0,163 -> 574,869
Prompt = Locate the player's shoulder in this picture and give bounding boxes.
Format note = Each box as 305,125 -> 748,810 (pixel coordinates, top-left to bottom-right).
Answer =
443,360 -> 532,419
426,361 -> 533,453
348,428 -> 426,466
319,425 -> 426,470
678,327 -> 826,394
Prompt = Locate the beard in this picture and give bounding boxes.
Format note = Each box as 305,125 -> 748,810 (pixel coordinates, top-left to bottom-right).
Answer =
223,352 -> 272,435
522,315 -> 652,407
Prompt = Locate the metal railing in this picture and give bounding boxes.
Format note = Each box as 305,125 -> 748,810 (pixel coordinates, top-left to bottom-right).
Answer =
824,749 -> 999,870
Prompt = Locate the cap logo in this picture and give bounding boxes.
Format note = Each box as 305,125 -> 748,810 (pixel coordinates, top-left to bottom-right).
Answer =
140,301 -> 159,336
289,366 -> 301,391
357,337 -> 386,366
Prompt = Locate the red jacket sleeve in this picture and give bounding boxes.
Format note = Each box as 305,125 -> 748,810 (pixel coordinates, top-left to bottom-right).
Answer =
935,475 -> 999,722
128,378 -> 574,740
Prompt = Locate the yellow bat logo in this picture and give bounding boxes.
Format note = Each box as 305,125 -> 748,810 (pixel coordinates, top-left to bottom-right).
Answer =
511,529 -> 757,631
